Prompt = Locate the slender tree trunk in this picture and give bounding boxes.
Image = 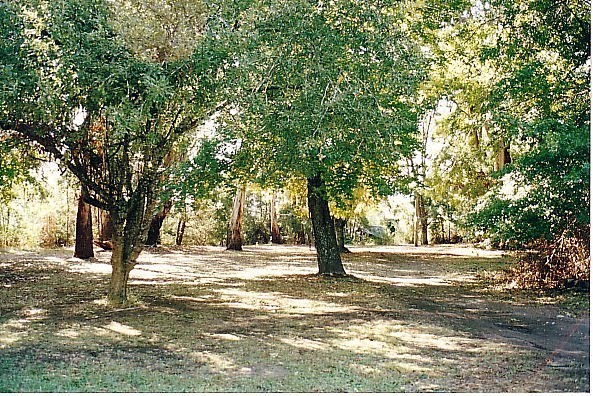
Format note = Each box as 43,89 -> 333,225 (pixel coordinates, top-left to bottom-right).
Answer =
270,191 -> 283,244
106,177 -> 159,306
106,214 -> 150,305
176,216 -> 186,246
227,185 -> 246,251
74,188 -> 94,259
307,174 -> 345,275
494,141 -> 512,172
296,225 -> 306,245
146,200 -> 173,246
334,217 -> 351,253
414,193 -> 429,245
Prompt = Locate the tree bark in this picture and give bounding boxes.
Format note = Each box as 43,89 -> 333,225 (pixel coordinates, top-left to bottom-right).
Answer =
99,209 -> 114,242
74,188 -> 94,259
107,233 -> 133,305
494,139 -> 512,172
334,217 -> 351,253
106,175 -> 159,306
176,217 -> 186,246
146,200 -> 173,246
414,193 -> 429,246
227,185 -> 246,251
307,174 -> 346,275
270,191 -> 283,244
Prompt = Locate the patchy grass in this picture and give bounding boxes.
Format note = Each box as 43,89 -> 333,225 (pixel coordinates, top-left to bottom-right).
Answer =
0,244 -> 589,392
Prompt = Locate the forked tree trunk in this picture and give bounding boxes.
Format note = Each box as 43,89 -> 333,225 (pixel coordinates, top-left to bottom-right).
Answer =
74,189 -> 94,259
227,185 -> 246,251
270,191 -> 283,244
106,216 -> 149,305
106,178 -> 159,306
307,174 -> 345,275
334,217 -> 351,253
146,200 -> 173,246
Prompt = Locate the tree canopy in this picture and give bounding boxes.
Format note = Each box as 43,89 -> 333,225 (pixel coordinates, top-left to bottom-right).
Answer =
0,0 -> 589,297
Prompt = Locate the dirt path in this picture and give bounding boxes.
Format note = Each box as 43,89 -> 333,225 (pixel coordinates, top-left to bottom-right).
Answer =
0,244 -> 589,392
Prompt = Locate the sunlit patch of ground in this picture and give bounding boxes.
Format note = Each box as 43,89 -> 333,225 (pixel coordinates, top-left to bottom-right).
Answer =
0,244 -> 588,392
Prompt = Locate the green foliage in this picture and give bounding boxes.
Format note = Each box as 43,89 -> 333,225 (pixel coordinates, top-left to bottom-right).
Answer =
222,0 -> 426,206
0,140 -> 39,203
0,165 -> 77,248
468,125 -> 589,247
422,0 -> 589,253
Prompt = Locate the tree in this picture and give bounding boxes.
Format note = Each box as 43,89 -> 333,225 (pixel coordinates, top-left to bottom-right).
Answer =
146,200 -> 173,246
226,185 -> 246,250
270,191 -> 283,244
0,0 -> 226,305
422,0 -> 589,283
224,0 -> 425,274
98,209 -> 114,244
74,187 -> 94,259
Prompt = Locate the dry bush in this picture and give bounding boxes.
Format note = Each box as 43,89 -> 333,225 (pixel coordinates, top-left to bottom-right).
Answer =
505,228 -> 590,289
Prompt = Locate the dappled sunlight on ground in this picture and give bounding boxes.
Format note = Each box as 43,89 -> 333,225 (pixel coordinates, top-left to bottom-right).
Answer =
0,308 -> 47,348
0,244 -> 588,392
352,244 -> 505,258
213,287 -> 360,315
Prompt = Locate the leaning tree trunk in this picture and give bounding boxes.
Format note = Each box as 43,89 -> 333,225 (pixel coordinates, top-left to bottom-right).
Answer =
146,200 -> 173,246
334,217 -> 351,253
227,185 -> 246,251
74,188 -> 94,259
307,174 -> 345,275
270,191 -> 283,244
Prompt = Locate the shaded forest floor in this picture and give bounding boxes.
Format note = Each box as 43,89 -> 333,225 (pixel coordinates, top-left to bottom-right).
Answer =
0,244 -> 589,392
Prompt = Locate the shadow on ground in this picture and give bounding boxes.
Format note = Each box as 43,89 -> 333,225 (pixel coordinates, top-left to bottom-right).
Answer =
0,245 -> 589,392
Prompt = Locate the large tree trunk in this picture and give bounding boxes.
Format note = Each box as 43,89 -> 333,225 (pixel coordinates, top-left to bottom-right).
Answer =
107,232 -> 135,306
146,200 -> 173,246
106,177 -> 159,306
270,191 -> 283,244
74,188 -> 94,259
334,217 -> 351,253
227,185 -> 246,251
414,193 -> 429,246
307,174 -> 345,275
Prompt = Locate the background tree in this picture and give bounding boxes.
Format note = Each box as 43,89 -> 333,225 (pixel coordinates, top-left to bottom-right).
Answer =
74,186 -> 94,259
227,185 -> 246,250
422,0 -> 589,284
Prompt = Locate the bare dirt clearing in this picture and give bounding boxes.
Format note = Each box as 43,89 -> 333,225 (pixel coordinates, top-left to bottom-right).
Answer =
0,244 -> 589,392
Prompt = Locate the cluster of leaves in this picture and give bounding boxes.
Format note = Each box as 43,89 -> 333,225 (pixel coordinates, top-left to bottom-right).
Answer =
222,0 -> 426,206
425,0 -> 590,286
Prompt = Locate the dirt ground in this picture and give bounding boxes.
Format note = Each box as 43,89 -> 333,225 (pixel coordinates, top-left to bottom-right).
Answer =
0,244 -> 589,392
